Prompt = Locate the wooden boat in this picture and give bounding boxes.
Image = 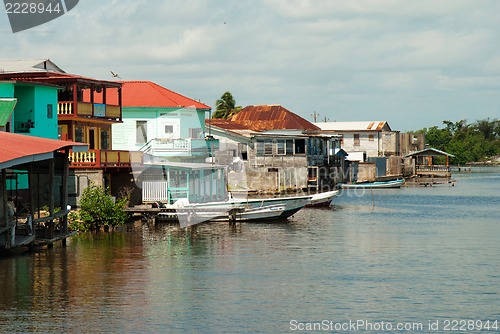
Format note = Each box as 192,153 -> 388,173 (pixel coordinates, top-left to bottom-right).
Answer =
340,179 -> 404,189
306,190 -> 339,207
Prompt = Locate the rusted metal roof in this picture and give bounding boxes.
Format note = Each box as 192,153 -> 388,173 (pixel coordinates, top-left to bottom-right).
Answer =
230,105 -> 319,131
207,118 -> 249,131
0,132 -> 87,169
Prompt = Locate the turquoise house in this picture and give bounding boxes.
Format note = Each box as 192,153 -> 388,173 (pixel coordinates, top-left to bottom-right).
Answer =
111,81 -> 218,163
0,81 -> 59,138
1,80 -> 60,191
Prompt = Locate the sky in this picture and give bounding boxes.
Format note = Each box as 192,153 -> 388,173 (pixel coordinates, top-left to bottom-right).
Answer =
1,0 -> 500,131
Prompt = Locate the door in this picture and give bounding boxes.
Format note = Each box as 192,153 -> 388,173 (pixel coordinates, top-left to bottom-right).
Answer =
89,128 -> 96,149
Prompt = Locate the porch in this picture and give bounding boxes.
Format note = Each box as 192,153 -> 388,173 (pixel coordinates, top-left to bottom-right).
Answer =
58,101 -> 121,120
69,150 -> 143,169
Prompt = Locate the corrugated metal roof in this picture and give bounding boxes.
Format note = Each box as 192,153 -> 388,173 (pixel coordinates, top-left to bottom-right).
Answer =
405,147 -> 455,158
315,121 -> 392,131
113,81 -> 210,109
231,105 -> 319,131
0,132 -> 87,169
207,118 -> 249,131
0,59 -> 65,74
2,72 -> 122,88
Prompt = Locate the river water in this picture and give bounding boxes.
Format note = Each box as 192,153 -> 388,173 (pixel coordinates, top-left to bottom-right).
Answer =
1,168 -> 499,333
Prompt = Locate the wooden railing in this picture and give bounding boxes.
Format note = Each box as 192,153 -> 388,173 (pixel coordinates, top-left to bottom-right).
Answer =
415,164 -> 451,177
416,165 -> 450,172
69,150 -> 142,168
58,101 -> 121,120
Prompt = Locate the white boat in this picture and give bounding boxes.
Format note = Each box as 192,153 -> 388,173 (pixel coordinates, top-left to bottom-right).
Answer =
167,194 -> 312,226
306,190 -> 339,207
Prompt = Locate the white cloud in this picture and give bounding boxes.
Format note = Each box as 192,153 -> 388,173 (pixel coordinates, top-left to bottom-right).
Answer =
1,0 -> 500,130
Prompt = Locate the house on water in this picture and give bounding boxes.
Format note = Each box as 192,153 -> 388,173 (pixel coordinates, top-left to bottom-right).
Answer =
0,59 -> 142,207
404,147 -> 455,185
0,131 -> 87,251
314,121 -> 408,182
110,81 -> 224,205
208,105 -> 343,195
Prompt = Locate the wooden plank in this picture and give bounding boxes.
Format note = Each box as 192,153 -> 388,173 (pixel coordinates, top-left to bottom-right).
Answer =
33,209 -> 70,224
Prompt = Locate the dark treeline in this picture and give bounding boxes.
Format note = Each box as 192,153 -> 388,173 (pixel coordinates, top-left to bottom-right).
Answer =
413,119 -> 500,165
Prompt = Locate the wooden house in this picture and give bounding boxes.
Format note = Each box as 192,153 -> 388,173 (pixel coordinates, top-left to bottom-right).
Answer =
0,132 -> 87,250
0,59 -> 141,206
405,147 -> 455,185
208,105 -> 343,194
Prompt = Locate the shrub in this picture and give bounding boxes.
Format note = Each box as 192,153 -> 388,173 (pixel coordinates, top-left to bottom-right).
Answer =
69,184 -> 129,232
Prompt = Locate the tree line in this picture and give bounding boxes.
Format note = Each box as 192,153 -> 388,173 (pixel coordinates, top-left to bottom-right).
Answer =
414,119 -> 500,164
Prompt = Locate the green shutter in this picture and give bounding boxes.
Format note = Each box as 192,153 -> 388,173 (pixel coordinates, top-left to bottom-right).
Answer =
0,99 -> 17,127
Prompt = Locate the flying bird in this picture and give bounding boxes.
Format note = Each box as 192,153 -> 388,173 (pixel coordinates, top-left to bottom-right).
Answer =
110,71 -> 121,79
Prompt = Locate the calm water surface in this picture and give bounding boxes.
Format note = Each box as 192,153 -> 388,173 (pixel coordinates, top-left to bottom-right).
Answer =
1,168 -> 499,333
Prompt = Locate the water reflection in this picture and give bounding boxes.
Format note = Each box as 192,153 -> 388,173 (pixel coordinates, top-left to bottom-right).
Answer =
1,169 -> 499,333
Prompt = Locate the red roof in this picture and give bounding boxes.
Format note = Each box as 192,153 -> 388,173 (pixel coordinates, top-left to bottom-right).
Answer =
0,132 -> 87,169
115,81 -> 210,109
230,105 -> 319,131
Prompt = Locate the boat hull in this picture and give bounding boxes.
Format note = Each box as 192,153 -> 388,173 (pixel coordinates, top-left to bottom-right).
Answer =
340,179 -> 404,189
306,190 -> 339,207
170,195 -> 311,225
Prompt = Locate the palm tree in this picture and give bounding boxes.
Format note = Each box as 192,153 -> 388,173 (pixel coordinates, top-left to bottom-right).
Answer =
213,92 -> 241,119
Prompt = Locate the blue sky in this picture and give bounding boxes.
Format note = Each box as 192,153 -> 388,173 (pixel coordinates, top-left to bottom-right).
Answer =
1,0 -> 499,131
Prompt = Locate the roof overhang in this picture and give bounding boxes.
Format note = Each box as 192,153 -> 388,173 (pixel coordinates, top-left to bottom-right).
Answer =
0,132 -> 88,170
405,147 -> 455,158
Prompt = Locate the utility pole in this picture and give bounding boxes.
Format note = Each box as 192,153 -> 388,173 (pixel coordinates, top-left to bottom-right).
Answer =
311,111 -> 319,122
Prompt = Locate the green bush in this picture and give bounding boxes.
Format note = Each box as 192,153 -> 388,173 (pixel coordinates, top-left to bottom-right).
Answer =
69,184 -> 129,232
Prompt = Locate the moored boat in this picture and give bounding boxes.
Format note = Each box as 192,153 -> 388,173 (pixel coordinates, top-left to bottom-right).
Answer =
168,194 -> 312,226
340,179 -> 404,189
306,189 -> 339,207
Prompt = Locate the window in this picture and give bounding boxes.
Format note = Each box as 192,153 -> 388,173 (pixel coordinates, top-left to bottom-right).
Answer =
165,125 -> 174,134
286,140 -> 294,155
47,104 -> 53,119
368,134 -> 374,141
353,134 -> 360,146
277,140 -> 285,155
101,129 -> 109,150
237,143 -> 248,161
75,127 -> 84,142
136,121 -> 147,144
256,141 -> 264,156
189,128 -> 202,138
264,140 -> 273,155
295,139 -> 306,154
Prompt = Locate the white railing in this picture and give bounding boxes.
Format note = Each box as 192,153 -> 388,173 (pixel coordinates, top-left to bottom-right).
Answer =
140,138 -> 192,155
58,102 -> 74,115
69,151 -> 97,165
143,181 -> 170,202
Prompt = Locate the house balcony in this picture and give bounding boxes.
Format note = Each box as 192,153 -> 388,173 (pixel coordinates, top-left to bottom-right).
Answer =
69,149 -> 142,169
58,101 -> 121,121
140,138 -> 220,158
